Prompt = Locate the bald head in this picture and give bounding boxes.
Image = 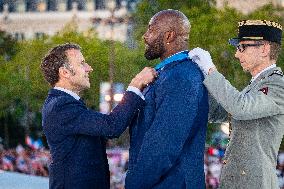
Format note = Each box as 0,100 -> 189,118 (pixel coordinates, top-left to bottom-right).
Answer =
143,10 -> 191,60
151,9 -> 190,40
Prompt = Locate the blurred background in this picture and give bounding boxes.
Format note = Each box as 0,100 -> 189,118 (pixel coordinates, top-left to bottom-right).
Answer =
0,0 -> 284,188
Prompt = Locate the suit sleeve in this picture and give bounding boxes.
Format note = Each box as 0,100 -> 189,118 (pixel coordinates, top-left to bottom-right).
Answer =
125,76 -> 204,188
204,70 -> 284,120
55,91 -> 144,138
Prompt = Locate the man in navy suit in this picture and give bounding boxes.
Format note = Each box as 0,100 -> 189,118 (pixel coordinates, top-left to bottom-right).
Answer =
40,43 -> 157,189
125,10 -> 209,189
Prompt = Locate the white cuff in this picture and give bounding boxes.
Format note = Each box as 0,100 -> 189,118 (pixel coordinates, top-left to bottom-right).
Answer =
127,86 -> 145,100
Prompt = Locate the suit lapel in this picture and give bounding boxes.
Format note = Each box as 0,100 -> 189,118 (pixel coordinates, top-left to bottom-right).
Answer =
142,59 -> 186,97
142,85 -> 153,97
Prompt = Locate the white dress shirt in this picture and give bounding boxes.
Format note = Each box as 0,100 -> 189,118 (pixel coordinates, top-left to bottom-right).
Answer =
54,87 -> 80,100
54,86 -> 144,101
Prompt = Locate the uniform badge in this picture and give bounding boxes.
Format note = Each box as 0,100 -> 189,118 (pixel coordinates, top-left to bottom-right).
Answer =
269,70 -> 283,77
259,87 -> 268,95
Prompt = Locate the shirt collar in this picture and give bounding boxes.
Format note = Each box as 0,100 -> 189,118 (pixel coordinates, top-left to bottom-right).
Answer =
250,64 -> 276,83
54,87 -> 80,101
154,50 -> 189,71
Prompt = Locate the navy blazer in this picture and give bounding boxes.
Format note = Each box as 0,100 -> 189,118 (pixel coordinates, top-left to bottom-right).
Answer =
125,59 -> 209,189
42,89 -> 144,189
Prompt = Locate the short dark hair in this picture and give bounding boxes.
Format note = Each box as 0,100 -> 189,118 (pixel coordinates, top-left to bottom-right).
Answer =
255,40 -> 281,60
40,43 -> 81,86
269,42 -> 281,60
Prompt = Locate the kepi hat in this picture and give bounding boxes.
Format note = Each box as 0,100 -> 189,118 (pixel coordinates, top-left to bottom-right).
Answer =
229,20 -> 282,46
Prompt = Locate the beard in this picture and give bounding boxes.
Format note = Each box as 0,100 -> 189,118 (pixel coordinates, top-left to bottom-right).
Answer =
144,34 -> 165,60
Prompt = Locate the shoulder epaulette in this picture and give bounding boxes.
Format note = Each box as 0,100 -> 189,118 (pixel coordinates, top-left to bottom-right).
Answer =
268,70 -> 283,77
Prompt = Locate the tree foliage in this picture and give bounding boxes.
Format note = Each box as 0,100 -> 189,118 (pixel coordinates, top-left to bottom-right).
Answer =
0,30 -> 18,60
133,1 -> 284,147
0,1 -> 284,148
0,23 -> 150,147
134,1 -> 284,89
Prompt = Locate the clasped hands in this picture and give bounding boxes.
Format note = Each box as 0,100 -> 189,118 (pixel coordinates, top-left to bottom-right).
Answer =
129,67 -> 158,91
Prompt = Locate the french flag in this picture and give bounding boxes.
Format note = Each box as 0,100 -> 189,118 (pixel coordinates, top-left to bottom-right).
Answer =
25,136 -> 33,147
208,147 -> 219,156
33,139 -> 43,150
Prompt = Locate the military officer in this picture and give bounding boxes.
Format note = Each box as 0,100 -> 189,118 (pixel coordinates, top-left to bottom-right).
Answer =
189,20 -> 284,189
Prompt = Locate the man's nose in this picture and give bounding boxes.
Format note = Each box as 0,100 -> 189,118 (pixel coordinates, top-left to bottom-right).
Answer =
235,50 -> 240,59
85,64 -> 93,72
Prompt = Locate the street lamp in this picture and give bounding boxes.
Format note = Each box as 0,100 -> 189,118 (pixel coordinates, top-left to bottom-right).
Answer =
97,1 -> 129,114
220,122 -> 230,135
107,0 -> 116,113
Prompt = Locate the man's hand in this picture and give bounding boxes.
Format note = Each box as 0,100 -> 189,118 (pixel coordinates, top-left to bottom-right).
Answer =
129,67 -> 157,91
188,47 -> 216,75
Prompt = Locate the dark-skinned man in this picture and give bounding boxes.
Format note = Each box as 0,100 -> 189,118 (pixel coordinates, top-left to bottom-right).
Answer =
40,43 -> 157,189
125,10 -> 209,189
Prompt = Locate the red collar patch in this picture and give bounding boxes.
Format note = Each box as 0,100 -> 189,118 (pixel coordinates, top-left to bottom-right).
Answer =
259,87 -> 268,95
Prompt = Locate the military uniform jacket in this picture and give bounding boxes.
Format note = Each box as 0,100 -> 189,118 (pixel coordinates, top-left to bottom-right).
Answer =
42,89 -> 144,189
204,67 -> 284,189
125,58 -> 209,189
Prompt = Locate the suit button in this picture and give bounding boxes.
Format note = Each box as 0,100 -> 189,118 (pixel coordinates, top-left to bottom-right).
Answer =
222,160 -> 227,164
241,170 -> 246,175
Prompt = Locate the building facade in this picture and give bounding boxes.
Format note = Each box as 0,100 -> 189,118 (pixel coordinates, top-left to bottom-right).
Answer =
0,0 -> 138,42
0,0 -> 283,42
216,0 -> 284,14
0,0 -> 137,12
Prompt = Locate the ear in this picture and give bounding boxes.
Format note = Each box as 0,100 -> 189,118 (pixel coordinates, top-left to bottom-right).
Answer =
58,67 -> 71,79
164,31 -> 176,44
260,43 -> 270,58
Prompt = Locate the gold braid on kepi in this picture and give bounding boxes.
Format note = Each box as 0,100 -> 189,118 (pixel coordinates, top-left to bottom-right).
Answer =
238,20 -> 282,30
229,20 -> 283,46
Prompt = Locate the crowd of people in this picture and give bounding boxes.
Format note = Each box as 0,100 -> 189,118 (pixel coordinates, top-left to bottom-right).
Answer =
1,144 -> 284,189
0,144 -> 50,177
